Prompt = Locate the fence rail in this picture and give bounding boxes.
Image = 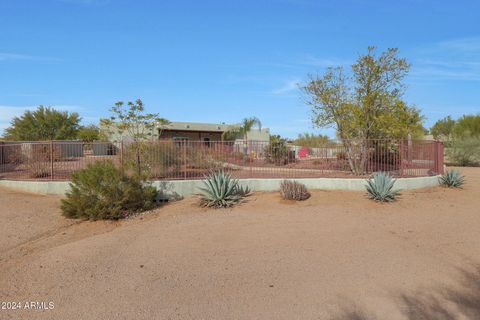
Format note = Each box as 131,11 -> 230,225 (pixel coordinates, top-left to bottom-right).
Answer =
0,139 -> 444,181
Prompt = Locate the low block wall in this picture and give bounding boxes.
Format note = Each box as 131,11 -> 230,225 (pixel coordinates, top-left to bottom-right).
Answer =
0,175 -> 441,199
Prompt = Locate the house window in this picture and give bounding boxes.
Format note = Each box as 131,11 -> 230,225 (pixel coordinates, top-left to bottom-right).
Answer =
173,136 -> 188,147
203,137 -> 210,147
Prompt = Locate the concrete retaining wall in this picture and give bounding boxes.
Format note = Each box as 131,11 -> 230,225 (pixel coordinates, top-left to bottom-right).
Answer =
0,175 -> 441,199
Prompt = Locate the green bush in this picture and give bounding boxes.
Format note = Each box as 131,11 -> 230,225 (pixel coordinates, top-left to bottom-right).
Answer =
61,160 -> 157,220
124,141 -> 182,178
264,135 -> 294,165
446,136 -> 480,166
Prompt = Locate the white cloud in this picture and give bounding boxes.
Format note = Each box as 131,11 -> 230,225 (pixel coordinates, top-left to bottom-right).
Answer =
411,37 -> 480,82
0,52 -> 61,63
436,37 -> 480,54
271,79 -> 301,95
0,105 -> 38,121
0,53 -> 34,61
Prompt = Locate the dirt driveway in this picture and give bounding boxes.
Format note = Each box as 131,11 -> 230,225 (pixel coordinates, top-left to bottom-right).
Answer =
1,168 -> 480,319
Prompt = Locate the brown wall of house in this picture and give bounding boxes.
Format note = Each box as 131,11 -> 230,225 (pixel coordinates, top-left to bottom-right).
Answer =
159,130 -> 223,141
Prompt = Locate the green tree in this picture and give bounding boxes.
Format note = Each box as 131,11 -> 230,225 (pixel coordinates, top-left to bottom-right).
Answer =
294,133 -> 333,147
101,99 -> 169,142
453,114 -> 480,138
4,106 -> 80,141
264,135 -> 290,165
77,124 -> 101,142
303,47 -> 424,174
240,117 -> 261,145
101,99 -> 169,176
431,116 -> 456,140
223,117 -> 262,153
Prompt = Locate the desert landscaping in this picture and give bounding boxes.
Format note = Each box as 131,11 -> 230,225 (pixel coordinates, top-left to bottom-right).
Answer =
1,167 -> 479,319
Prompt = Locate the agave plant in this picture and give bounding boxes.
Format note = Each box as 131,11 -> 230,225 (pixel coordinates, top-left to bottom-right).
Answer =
439,170 -> 465,188
198,170 -> 250,208
365,172 -> 400,202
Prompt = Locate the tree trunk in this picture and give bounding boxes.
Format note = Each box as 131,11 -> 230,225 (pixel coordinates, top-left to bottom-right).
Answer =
343,141 -> 358,175
343,140 -> 368,175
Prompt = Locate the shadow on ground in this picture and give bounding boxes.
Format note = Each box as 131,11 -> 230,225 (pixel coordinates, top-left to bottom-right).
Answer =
331,264 -> 480,320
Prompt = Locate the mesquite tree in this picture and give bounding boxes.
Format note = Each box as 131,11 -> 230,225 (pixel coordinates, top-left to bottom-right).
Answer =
303,47 -> 424,174
4,106 -> 80,141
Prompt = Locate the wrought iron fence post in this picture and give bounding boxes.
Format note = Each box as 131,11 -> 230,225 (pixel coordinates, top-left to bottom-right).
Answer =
439,141 -> 445,174
183,141 -> 187,180
249,141 -> 253,178
50,141 -> 54,180
399,139 -> 404,177
434,141 -> 444,174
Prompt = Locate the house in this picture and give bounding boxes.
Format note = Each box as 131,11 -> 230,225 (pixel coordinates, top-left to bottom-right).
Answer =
102,121 -> 270,143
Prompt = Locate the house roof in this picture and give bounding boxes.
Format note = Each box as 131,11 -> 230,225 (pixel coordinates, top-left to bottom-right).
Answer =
161,121 -> 237,133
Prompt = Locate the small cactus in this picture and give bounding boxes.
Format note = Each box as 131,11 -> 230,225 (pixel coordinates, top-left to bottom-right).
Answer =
280,180 -> 310,201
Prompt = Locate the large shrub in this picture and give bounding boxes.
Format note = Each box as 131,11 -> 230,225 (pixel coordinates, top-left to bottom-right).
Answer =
447,136 -> 480,166
61,160 -> 157,220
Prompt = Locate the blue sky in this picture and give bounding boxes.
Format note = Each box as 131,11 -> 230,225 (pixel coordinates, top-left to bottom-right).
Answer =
1,0 -> 479,138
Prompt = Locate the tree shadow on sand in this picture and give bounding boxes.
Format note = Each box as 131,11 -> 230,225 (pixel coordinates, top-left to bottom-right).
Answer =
331,264 -> 480,320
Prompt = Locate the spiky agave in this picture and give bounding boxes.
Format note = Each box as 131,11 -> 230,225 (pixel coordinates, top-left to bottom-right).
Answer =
365,172 -> 400,202
198,170 -> 250,208
439,170 -> 465,188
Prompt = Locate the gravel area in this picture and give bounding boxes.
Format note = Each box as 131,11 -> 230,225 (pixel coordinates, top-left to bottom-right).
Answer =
1,167 -> 479,319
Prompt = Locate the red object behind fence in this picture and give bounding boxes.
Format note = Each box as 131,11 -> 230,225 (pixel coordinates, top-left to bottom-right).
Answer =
298,147 -> 309,158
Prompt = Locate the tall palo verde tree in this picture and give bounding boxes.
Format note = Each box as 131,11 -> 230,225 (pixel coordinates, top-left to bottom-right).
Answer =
303,47 -> 425,174
101,99 -> 169,176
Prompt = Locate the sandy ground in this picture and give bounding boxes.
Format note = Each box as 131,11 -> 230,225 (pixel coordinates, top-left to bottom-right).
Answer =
1,167 -> 479,320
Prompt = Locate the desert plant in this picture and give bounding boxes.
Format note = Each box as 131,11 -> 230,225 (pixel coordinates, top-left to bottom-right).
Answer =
280,180 -> 310,201
61,160 -> 157,220
365,172 -> 399,202
446,136 -> 480,166
265,135 -> 293,165
124,141 -> 182,178
26,159 -> 50,178
21,143 -> 57,178
439,170 -> 465,188
4,106 -> 80,141
235,184 -> 251,197
198,170 -> 250,208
